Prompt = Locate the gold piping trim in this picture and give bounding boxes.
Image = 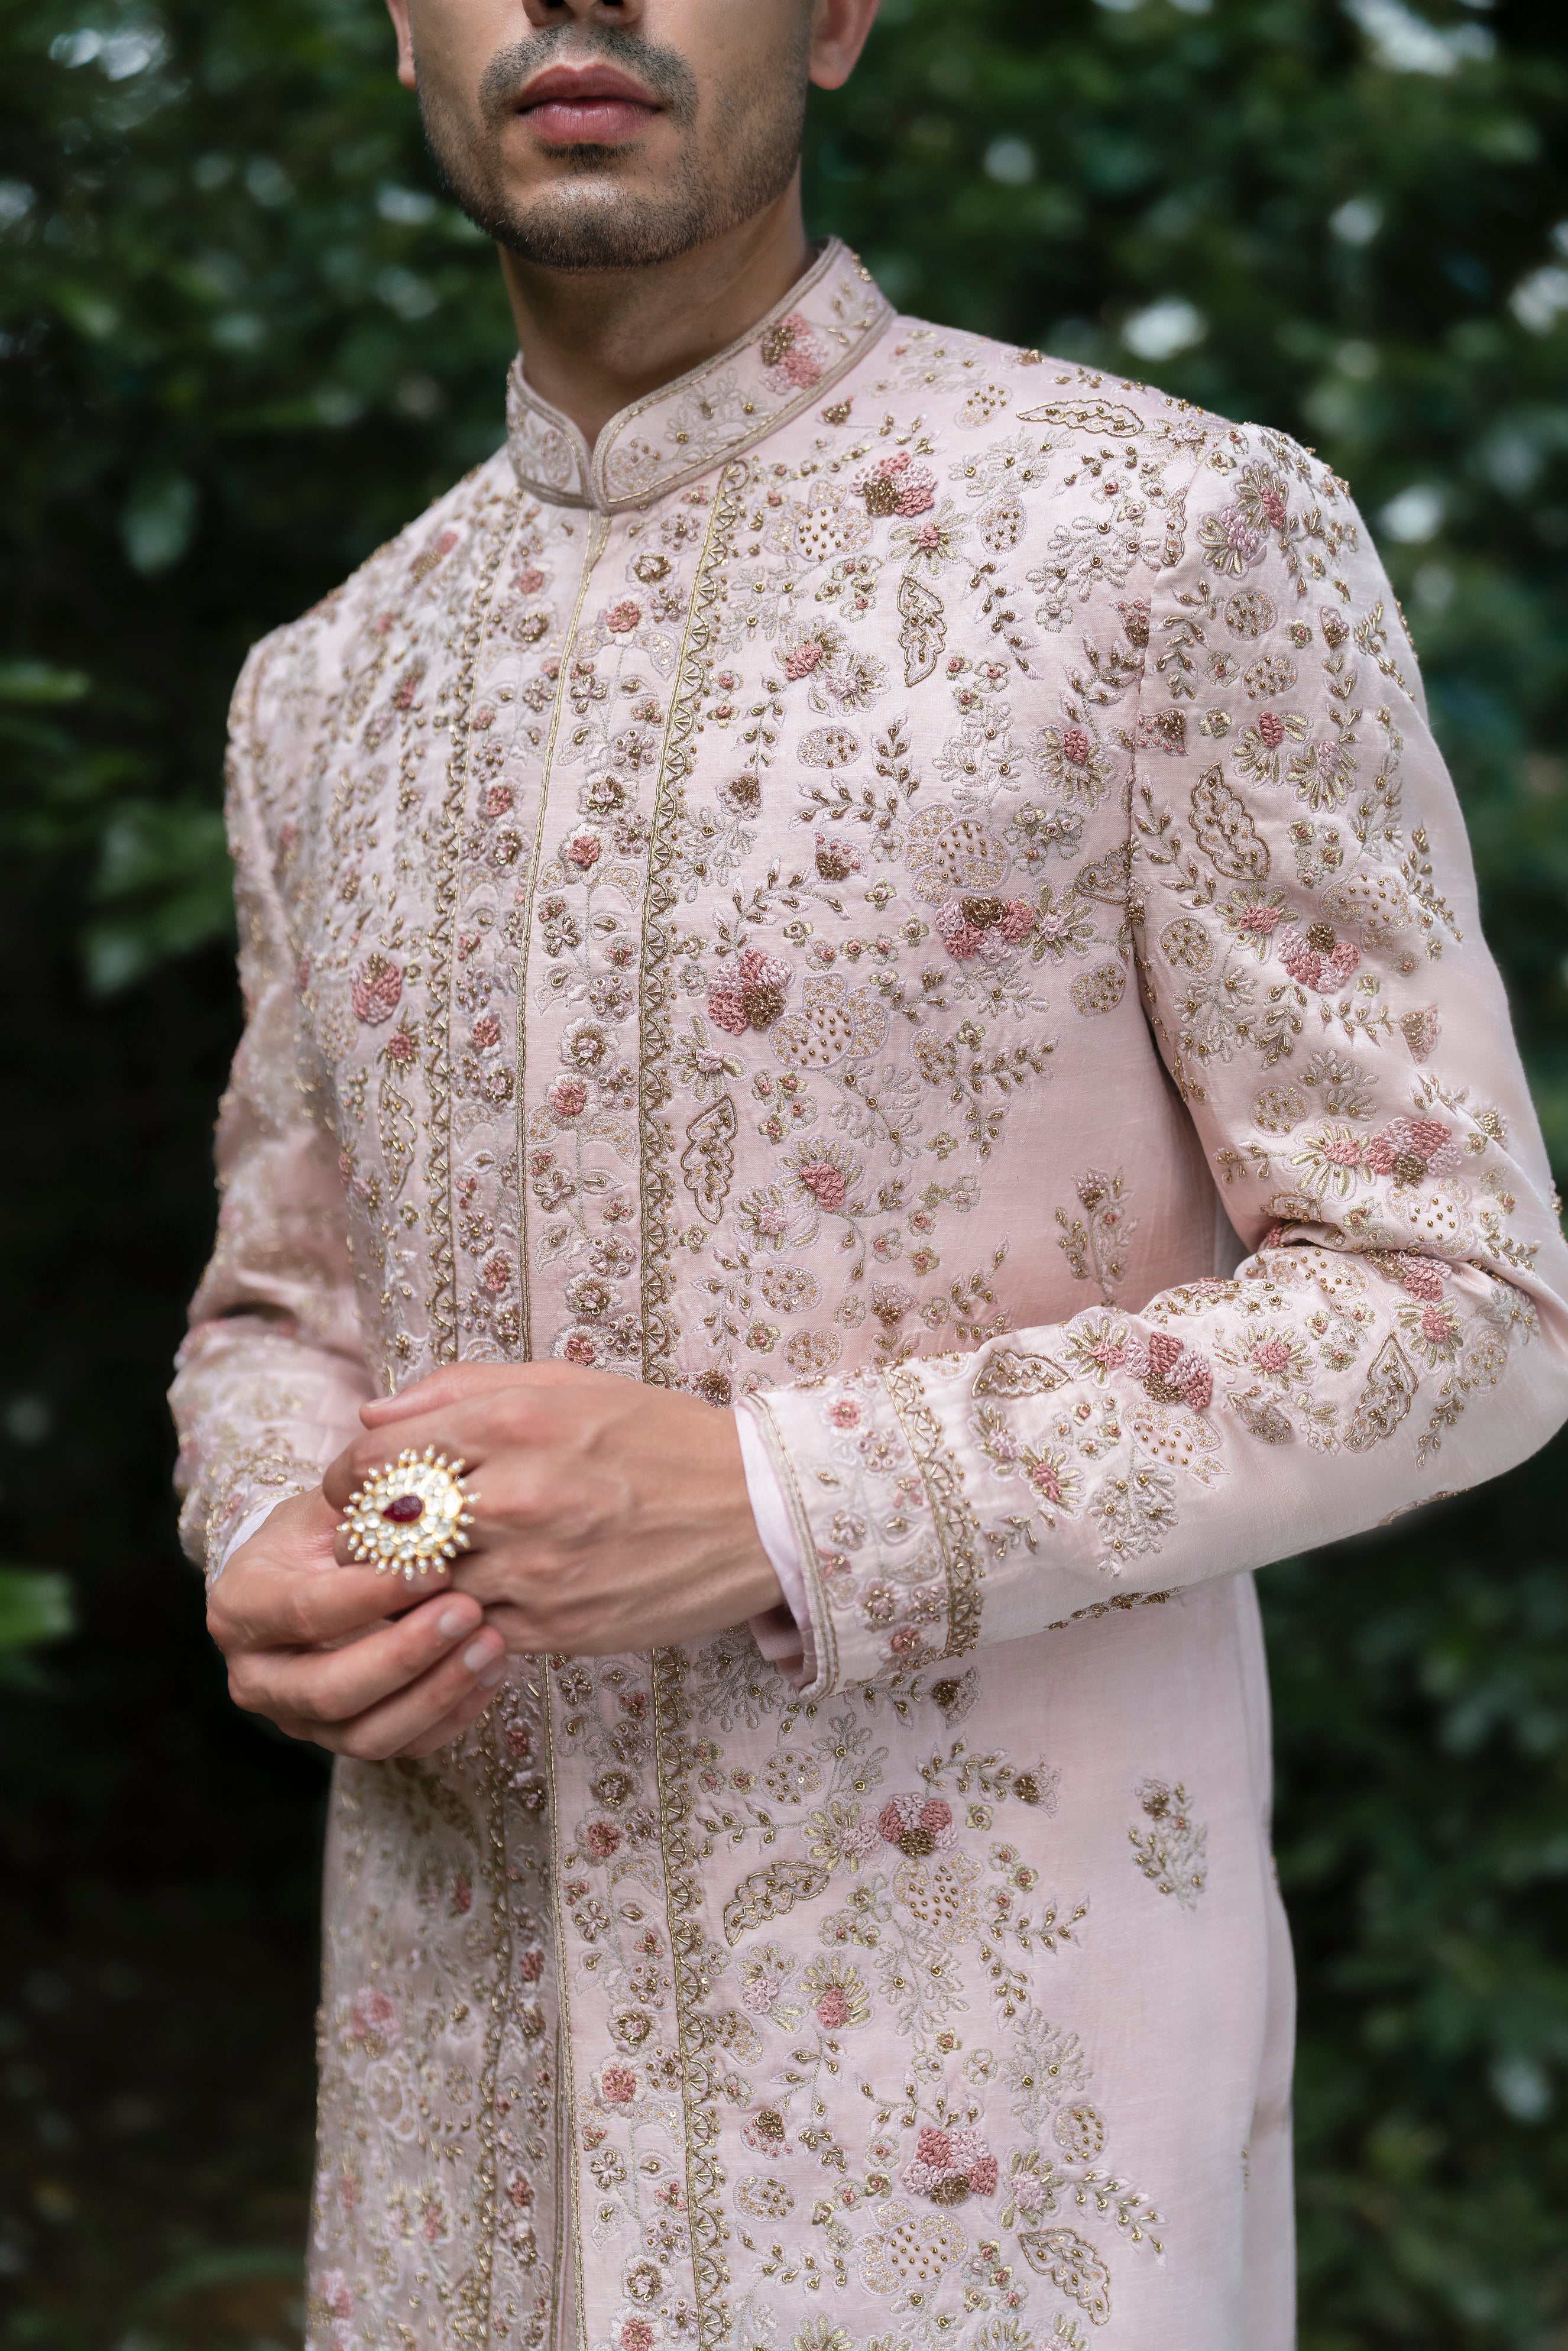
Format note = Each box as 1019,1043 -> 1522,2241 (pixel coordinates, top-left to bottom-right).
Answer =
446,1714 -> 513,2349
513,511 -> 611,1358
638,460 -> 748,1389
882,1360 -> 985,1657
425,493 -> 522,1364
651,1644 -> 731,2350
539,1669 -> 588,2351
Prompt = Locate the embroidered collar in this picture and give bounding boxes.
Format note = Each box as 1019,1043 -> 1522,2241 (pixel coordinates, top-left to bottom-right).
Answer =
504,237 -> 893,513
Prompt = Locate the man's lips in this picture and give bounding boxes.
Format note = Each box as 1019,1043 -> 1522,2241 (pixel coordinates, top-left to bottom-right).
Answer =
517,65 -> 661,145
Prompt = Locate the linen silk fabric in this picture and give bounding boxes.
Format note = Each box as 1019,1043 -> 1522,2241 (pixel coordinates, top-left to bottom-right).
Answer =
171,239 -> 1568,2351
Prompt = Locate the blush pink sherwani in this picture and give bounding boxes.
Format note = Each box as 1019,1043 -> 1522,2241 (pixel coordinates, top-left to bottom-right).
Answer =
171,240 -> 1568,2351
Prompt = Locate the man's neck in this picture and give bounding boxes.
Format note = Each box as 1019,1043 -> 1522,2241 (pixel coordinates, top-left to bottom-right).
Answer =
497,180 -> 814,450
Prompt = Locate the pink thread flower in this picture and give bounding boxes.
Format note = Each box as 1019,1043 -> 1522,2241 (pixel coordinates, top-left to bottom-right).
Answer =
796,1160 -> 848,1210
933,900 -> 981,959
1222,509 -> 1266,563
1364,1116 -> 1463,1183
783,639 -> 825,681
862,449 -> 936,519
1391,1254 -> 1444,1300
875,1793 -> 955,1857
563,826 -> 602,870
1278,924 -> 1360,992
1123,1330 -> 1213,1410
351,953 -> 402,1024
349,1987 -> 396,2042
605,600 -> 642,634
900,2120 -> 998,2203
761,312 -> 824,388
707,944 -> 793,1036
549,1077 -> 587,1120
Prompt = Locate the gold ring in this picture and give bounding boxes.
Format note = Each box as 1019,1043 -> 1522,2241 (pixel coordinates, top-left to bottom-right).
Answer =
339,1446 -> 479,1581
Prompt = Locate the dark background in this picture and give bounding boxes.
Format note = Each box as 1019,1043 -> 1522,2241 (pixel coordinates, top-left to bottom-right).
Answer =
4,0 -> 1568,2343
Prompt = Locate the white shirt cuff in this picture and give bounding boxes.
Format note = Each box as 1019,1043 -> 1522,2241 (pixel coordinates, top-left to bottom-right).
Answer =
215,1498 -> 284,1581
736,1406 -> 814,1687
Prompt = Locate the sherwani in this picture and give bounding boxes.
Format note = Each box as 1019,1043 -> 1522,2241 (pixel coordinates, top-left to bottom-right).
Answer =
171,239 -> 1568,2351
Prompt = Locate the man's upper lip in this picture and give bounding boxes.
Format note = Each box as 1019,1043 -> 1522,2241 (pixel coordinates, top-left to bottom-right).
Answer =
517,64 -> 660,112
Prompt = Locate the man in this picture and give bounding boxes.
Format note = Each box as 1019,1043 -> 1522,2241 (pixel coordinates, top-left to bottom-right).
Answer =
170,1 -> 1568,2344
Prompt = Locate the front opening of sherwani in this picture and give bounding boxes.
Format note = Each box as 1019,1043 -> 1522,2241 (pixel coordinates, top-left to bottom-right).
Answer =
171,241 -> 1568,2351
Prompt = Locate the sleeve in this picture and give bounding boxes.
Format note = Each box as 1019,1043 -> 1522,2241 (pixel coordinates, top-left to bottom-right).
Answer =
745,422 -> 1568,1701
169,640 -> 375,1580
737,1407 -> 815,1686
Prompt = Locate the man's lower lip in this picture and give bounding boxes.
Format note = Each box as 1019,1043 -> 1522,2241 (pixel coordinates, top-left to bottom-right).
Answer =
522,98 -> 658,143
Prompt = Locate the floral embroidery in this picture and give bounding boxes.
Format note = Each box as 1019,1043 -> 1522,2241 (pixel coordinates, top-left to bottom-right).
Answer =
1129,1776 -> 1209,1907
174,262 -> 1567,2351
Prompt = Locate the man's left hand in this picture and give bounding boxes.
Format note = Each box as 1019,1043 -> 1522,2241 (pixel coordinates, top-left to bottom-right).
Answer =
323,1362 -> 784,1657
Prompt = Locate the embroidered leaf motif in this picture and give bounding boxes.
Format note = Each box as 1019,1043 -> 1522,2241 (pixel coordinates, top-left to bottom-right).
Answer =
679,1096 -> 738,1223
1057,1167 -> 1135,1303
377,1067 -> 416,1200
1346,1331 -> 1418,1450
1128,1776 -> 1208,1908
974,1348 -> 1071,1398
722,1858 -> 830,1947
1016,399 -> 1145,437
898,571 -> 947,687
1015,2226 -> 1112,2323
1189,766 -> 1269,881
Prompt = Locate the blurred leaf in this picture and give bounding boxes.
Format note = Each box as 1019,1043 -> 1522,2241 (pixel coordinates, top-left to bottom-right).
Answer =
0,1567 -> 74,1690
0,660 -> 90,704
0,1568 -> 73,1653
121,471 -> 199,578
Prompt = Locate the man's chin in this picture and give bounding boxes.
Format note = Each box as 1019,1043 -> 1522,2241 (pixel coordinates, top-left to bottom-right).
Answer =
485,186 -> 718,274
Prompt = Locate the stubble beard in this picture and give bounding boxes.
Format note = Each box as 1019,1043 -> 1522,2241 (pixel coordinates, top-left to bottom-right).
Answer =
417,25 -> 810,273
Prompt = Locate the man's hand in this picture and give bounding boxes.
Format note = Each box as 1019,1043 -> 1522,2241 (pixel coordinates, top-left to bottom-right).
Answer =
207,1487 -> 509,1759
323,1362 -> 784,1657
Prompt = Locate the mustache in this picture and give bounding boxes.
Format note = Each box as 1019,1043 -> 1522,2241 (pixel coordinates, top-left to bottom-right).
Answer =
477,25 -> 701,130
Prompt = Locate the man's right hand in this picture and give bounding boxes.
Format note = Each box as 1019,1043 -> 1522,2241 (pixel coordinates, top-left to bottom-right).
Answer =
206,1487 -> 508,1760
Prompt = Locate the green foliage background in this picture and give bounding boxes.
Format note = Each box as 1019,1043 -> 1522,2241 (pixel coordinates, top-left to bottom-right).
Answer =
3,0 -> 1567,2342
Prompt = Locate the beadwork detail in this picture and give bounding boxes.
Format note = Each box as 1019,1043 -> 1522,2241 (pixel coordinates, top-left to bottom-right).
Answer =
338,1446 -> 478,1578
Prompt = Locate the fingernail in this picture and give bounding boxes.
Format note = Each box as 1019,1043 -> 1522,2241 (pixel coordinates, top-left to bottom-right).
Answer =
439,1607 -> 471,1638
463,1636 -> 499,1673
477,1657 -> 508,1689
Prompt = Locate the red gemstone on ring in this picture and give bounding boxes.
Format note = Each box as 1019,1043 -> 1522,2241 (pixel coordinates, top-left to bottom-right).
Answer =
381,1494 -> 423,1524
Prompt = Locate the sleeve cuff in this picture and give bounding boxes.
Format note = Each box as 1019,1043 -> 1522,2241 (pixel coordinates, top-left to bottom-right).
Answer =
736,1405 -> 815,1688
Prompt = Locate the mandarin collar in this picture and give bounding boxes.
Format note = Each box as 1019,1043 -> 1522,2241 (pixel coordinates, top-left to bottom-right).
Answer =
504,237 -> 893,514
